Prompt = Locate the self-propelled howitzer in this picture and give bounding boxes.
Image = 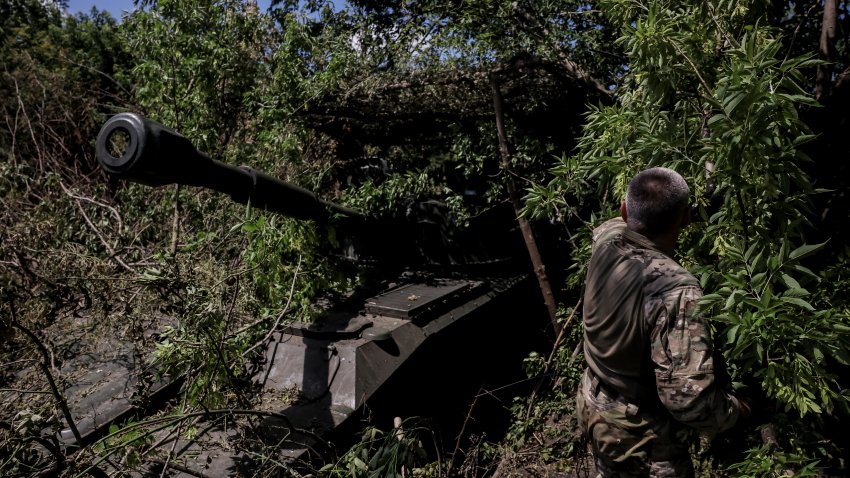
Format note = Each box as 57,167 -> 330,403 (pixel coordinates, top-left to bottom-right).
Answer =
63,113 -> 546,475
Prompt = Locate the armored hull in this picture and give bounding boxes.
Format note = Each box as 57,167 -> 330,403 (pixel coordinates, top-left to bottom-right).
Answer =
55,274 -> 539,475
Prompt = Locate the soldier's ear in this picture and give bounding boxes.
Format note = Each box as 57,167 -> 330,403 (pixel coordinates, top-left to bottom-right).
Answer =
620,201 -> 628,221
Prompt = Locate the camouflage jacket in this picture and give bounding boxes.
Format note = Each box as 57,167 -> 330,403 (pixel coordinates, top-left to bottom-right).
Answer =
583,218 -> 740,433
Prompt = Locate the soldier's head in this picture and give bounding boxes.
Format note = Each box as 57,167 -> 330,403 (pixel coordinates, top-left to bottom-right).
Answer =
621,167 -> 691,239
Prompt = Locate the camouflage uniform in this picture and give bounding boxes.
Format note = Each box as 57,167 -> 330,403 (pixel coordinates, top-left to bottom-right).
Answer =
577,218 -> 741,478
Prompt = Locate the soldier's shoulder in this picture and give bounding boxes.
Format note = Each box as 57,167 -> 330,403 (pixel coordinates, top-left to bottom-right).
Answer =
643,252 -> 700,294
592,217 -> 626,245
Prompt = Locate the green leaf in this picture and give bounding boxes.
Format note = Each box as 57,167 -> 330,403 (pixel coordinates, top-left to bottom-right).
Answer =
723,91 -> 747,115
792,134 -> 818,146
781,273 -> 801,290
761,287 -> 774,307
779,240 -> 789,263
707,114 -> 725,126
724,291 -> 739,310
782,288 -> 810,298
726,324 -> 740,344
744,243 -> 759,262
792,264 -> 820,280
829,348 -> 850,365
723,273 -> 746,288
780,296 -> 815,311
788,242 -> 826,261
768,254 -> 781,271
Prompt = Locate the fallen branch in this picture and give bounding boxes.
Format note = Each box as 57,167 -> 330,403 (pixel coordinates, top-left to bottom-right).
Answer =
9,304 -> 82,444
11,75 -> 44,172
82,407 -> 331,476
150,458 -> 212,478
170,184 -> 180,254
447,387 -> 483,477
238,255 -> 303,356
59,181 -> 135,274
0,388 -> 54,395
58,184 -> 124,240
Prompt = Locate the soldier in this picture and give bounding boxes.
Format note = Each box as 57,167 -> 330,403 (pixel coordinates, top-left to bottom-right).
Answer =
576,167 -> 749,477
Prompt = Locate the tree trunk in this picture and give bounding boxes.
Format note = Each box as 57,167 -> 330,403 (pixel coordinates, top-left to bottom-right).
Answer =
816,0 -> 838,101
489,74 -> 560,336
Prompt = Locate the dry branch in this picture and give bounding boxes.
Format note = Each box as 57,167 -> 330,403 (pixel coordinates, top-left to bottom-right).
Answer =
59,181 -> 135,274
9,305 -> 82,444
490,74 -> 560,336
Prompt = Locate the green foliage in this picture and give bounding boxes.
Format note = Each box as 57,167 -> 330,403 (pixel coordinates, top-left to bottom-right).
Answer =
93,419 -> 156,471
240,213 -> 355,318
718,410 -> 843,477
699,35 -> 819,249
700,240 -> 850,416
345,0 -> 624,81
343,171 -> 437,216
123,0 -> 268,153
526,0 -> 850,474
1,0 -> 130,170
152,304 -> 247,408
727,445 -> 820,478
1,10 -> 138,476
319,420 -> 434,478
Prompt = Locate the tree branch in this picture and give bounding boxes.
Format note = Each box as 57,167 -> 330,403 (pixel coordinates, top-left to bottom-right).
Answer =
60,181 -> 135,273
490,74 -> 560,336
513,5 -> 613,100
9,304 -> 82,444
817,0 -> 838,101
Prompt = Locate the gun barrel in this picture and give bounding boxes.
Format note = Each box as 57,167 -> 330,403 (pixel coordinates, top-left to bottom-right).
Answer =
95,112 -> 361,222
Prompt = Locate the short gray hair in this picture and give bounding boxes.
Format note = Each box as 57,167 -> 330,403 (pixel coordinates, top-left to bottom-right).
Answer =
625,167 -> 690,235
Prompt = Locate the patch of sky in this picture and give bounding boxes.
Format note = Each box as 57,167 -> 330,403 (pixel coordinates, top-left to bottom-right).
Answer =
63,0 -> 350,21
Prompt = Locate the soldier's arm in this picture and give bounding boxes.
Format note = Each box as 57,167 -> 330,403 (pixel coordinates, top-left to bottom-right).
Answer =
650,285 -> 742,433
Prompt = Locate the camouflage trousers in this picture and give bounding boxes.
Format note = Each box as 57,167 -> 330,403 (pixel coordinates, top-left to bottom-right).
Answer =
576,369 -> 694,478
